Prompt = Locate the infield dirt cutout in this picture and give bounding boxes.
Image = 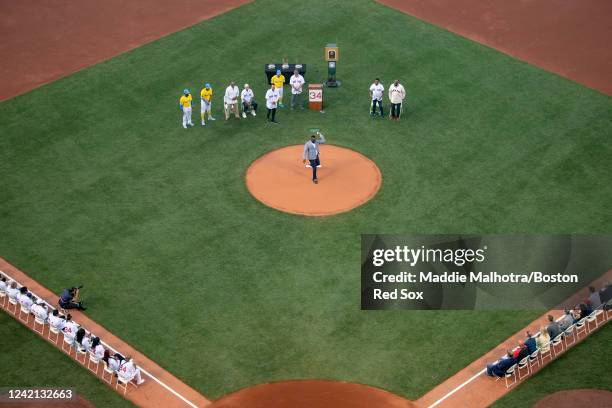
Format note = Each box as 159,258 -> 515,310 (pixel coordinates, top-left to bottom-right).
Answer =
246,145 -> 382,216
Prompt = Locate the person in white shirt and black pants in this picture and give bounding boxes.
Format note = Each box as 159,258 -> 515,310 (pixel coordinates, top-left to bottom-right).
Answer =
265,84 -> 279,123
369,78 -> 384,117
388,79 -> 406,121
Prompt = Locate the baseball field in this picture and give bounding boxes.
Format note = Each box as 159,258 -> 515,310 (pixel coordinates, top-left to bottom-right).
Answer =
1,0 -> 611,407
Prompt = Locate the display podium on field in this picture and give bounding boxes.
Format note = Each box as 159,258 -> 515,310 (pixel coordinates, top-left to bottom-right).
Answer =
308,84 -> 323,110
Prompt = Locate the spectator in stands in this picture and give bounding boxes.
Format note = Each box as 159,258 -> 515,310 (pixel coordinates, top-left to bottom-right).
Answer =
103,350 -> 125,372
546,314 -> 562,339
75,328 -> 87,350
91,337 -> 105,360
513,340 -> 529,361
7,282 -> 20,301
486,350 -> 515,377
577,302 -> 592,319
30,299 -> 48,321
48,309 -> 66,330
571,306 -> 582,321
59,286 -> 86,311
559,309 -> 575,331
536,326 -> 550,352
118,357 -> 145,385
0,275 -> 7,293
588,286 -> 602,309
62,314 -> 79,344
600,282 -> 612,304
524,331 -> 537,354
81,332 -> 94,352
18,286 -> 34,309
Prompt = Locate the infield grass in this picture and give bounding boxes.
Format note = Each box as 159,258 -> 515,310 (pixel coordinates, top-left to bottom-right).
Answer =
1,0 -> 611,400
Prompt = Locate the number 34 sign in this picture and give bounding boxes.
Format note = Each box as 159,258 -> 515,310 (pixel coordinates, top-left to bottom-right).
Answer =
309,89 -> 322,102
308,84 -> 324,110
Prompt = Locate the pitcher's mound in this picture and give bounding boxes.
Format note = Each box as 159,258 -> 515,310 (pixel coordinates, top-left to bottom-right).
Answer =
209,380 -> 416,408
533,389 -> 612,408
246,145 -> 381,216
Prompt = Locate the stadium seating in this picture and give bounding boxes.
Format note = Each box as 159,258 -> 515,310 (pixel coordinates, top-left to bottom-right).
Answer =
102,361 -> 115,385
516,356 -> 530,380
18,303 -> 31,323
504,364 -> 517,388
48,324 -> 61,345
33,315 -> 46,335
563,324 -> 576,347
0,269 -> 149,397
574,317 -> 588,338
76,346 -> 88,364
1,267 -> 609,399
528,349 -> 540,371
87,351 -> 101,375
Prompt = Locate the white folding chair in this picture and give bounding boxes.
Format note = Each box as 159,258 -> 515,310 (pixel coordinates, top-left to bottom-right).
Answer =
504,364 -> 517,388
539,343 -> 553,364
116,374 -> 131,395
586,310 -> 603,332
75,346 -> 88,364
18,303 -> 31,323
7,297 -> 18,314
48,325 -> 61,345
563,324 -> 576,348
33,316 -> 46,335
87,353 -> 101,375
575,318 -> 588,338
550,334 -> 564,356
528,349 -> 540,372
517,356 -> 530,380
0,289 -> 6,308
62,334 -> 75,355
102,361 -> 115,385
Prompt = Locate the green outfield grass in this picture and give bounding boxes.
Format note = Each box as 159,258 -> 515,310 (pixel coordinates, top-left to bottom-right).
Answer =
0,313 -> 134,407
492,325 -> 612,407
0,0 -> 611,401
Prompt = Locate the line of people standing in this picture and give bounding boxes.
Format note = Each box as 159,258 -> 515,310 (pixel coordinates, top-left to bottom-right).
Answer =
178,69 -> 306,128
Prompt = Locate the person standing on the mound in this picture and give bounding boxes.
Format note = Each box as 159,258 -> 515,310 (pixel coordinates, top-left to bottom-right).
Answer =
302,131 -> 326,184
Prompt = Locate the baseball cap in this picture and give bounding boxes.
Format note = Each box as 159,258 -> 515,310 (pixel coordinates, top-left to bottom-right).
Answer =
205,83 -> 211,88
244,83 -> 249,88
276,69 -> 281,75
183,88 -> 190,94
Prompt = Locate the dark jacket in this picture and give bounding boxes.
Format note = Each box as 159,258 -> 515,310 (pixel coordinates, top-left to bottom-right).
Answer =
525,337 -> 537,354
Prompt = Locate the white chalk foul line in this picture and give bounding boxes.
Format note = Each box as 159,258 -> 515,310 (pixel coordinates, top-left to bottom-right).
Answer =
1,269 -> 200,408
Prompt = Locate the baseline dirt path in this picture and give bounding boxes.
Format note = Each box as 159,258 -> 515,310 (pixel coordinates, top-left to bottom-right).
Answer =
377,0 -> 612,95
0,0 -> 251,101
415,270 -> 612,408
533,389 -> 612,408
0,257 -> 211,408
246,145 -> 382,216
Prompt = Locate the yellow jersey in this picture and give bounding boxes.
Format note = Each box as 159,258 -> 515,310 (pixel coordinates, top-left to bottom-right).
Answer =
200,88 -> 212,102
179,94 -> 192,108
271,75 -> 285,88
